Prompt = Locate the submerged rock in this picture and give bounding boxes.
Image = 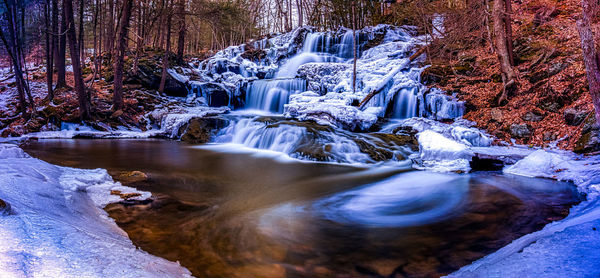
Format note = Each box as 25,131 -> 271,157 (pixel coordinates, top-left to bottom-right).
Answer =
114,171 -> 149,184
215,116 -> 416,163
180,117 -> 230,143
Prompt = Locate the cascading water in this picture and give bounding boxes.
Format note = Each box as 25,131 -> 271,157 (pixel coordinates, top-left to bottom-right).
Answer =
256,30 -> 358,109
245,79 -> 307,113
391,87 -> 419,119
190,25 -> 465,164
214,117 -> 380,163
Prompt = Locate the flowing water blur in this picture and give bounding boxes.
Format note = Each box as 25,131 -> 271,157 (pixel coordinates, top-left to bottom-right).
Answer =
23,139 -> 581,278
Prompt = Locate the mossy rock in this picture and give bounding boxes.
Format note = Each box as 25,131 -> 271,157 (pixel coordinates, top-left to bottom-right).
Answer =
179,117 -> 230,144
575,114 -> 600,153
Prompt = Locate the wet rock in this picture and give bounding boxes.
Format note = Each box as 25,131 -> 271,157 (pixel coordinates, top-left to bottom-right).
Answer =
575,114 -> 600,153
510,123 -> 532,138
522,111 -> 544,122
115,171 -> 148,184
127,63 -> 189,97
490,108 -> 503,122
110,190 -> 143,200
240,48 -> 267,63
564,108 -> 589,126
198,83 -> 230,107
0,198 -> 11,216
179,117 -> 230,144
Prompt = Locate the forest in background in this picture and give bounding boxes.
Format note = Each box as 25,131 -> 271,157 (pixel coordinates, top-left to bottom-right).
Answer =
0,0 -> 599,152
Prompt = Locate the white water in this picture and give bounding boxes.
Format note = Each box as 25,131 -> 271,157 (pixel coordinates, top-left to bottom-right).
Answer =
215,117 -> 373,163
391,87 -> 419,119
245,79 -> 307,113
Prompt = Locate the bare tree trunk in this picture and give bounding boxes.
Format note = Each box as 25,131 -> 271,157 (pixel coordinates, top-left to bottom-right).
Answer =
64,0 -> 91,120
105,0 -> 115,53
352,0 -> 357,94
132,0 -> 143,73
79,0 -> 85,64
578,0 -> 600,124
113,0 -> 133,111
44,0 -> 54,100
0,0 -> 28,115
176,0 -> 185,61
56,0 -> 67,89
504,0 -> 514,66
296,0 -> 303,27
52,0 -> 59,79
159,0 -> 172,93
493,0 -> 517,105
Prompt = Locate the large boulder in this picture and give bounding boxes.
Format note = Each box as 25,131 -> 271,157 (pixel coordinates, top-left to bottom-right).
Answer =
198,83 -> 231,107
179,117 -> 230,144
510,123 -> 532,138
575,114 -> 600,153
564,108 -> 589,126
126,63 -> 188,97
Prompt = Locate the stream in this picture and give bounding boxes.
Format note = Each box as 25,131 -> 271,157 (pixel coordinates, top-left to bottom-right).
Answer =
23,139 -> 581,278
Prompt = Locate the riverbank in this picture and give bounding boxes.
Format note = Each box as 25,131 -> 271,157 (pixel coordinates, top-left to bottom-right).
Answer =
0,143 -> 192,277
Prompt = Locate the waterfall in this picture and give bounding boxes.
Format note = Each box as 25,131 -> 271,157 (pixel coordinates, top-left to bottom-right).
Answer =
245,79 -> 307,113
337,30 -> 356,59
214,117 -> 374,163
391,87 -> 419,119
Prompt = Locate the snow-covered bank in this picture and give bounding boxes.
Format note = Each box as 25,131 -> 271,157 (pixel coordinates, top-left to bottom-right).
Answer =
449,150 -> 600,277
0,144 -> 192,277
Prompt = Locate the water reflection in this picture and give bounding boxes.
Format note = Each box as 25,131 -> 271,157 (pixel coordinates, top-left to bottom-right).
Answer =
23,139 -> 581,278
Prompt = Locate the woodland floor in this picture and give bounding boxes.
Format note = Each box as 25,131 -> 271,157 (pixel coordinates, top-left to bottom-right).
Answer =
425,0 -> 595,150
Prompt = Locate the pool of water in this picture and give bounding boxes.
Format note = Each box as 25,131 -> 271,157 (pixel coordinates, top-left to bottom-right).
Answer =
23,139 -> 582,278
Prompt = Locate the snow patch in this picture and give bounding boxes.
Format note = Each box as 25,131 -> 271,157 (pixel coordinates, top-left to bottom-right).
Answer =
0,144 -> 192,277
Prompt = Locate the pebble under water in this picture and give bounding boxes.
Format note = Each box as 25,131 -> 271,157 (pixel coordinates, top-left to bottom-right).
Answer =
23,139 -> 582,278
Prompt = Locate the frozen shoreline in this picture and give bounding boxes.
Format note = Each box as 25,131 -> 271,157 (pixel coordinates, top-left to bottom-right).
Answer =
0,144 -> 192,277
449,149 -> 600,277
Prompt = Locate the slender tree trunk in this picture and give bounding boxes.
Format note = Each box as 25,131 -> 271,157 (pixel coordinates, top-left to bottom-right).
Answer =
45,0 -> 54,100
176,0 -> 185,61
133,0 -> 142,72
113,0 -> 133,111
56,0 -> 67,88
159,0 -> 172,93
79,0 -> 85,64
493,0 -> 517,105
352,0 -> 357,94
0,1 -> 28,115
64,0 -> 91,120
578,0 -> 600,124
106,0 -> 115,53
91,0 -> 99,86
504,0 -> 514,66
